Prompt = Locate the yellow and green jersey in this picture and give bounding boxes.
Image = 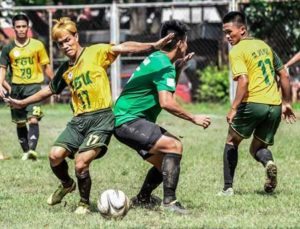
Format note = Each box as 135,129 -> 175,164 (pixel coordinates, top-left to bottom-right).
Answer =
0,38 -> 50,84
229,38 -> 283,105
50,44 -> 117,116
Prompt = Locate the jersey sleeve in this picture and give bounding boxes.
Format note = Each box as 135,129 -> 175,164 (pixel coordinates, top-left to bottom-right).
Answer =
0,45 -> 11,68
229,49 -> 248,79
37,42 -> 50,65
95,44 -> 118,69
153,65 -> 176,92
272,50 -> 284,72
49,62 -> 68,94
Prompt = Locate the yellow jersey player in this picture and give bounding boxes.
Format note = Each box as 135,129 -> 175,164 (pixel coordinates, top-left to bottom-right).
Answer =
0,14 -> 54,160
6,17 -> 173,214
218,11 -> 296,196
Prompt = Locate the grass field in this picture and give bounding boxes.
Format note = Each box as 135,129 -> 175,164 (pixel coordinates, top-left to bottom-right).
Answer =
1,103 -> 300,228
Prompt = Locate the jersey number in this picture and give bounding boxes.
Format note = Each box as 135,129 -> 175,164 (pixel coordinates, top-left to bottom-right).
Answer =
86,134 -> 100,146
78,90 -> 91,109
21,68 -> 32,79
258,58 -> 275,85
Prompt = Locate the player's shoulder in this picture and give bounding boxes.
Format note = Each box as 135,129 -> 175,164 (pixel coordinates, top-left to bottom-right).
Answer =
1,41 -> 15,53
29,38 -> 46,48
149,51 -> 172,66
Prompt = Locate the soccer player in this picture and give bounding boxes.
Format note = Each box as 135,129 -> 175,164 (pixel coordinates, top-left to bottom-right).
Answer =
218,11 -> 296,196
113,20 -> 211,214
0,14 -> 54,160
6,17 -> 173,214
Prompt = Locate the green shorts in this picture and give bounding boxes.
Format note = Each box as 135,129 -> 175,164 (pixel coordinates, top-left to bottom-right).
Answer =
10,84 -> 43,123
230,102 -> 281,145
54,108 -> 114,159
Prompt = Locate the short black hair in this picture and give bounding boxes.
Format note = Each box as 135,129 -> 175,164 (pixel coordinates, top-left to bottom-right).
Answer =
12,14 -> 29,26
222,11 -> 246,26
160,20 -> 188,51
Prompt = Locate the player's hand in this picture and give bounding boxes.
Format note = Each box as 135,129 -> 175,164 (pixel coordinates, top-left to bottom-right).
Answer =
0,85 -> 7,98
226,108 -> 237,124
175,52 -> 195,70
282,103 -> 296,124
3,97 -> 26,109
192,114 -> 211,129
153,33 -> 175,50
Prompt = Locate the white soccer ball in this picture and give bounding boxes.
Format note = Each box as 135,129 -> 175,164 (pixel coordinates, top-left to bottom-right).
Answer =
97,189 -> 130,219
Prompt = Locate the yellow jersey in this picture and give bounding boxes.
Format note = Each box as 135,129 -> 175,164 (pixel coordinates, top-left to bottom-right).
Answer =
50,44 -> 117,116
0,38 -> 50,84
229,38 -> 283,105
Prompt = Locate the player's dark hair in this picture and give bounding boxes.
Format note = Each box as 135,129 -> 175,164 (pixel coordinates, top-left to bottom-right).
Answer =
222,11 -> 246,27
12,14 -> 29,26
160,20 -> 188,52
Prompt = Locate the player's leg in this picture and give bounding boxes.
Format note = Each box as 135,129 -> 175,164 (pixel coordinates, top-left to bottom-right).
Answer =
218,127 -> 243,196
251,104 -> 281,193
148,132 -> 187,214
27,116 -> 39,160
16,122 -> 30,158
47,146 -> 75,205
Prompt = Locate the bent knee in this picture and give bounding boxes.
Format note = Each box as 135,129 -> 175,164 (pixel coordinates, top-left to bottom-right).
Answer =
164,137 -> 183,154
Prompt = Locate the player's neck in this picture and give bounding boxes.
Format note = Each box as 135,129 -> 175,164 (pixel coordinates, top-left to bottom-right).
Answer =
15,37 -> 29,47
69,46 -> 84,65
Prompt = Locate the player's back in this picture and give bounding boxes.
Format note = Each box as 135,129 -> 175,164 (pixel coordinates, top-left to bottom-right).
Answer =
230,38 -> 283,105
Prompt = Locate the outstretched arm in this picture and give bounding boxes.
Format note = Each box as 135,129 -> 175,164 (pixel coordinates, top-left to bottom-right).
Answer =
159,90 -> 211,129
111,33 -> 174,55
285,52 -> 300,68
5,85 -> 54,109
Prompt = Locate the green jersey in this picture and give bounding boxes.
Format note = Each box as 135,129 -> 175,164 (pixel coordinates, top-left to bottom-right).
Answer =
114,51 -> 176,127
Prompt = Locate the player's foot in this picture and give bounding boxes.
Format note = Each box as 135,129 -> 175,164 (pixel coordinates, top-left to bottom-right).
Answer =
130,194 -> 162,209
21,152 -> 30,161
264,161 -> 277,193
74,202 -> 90,214
47,180 -> 76,205
162,200 -> 189,215
217,187 -> 234,197
0,153 -> 10,160
28,150 -> 38,160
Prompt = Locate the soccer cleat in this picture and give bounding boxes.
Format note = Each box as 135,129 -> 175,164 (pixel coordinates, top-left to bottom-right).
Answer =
0,153 -> 10,160
74,202 -> 91,214
264,161 -> 277,193
28,150 -> 38,160
47,180 -> 76,205
21,152 -> 30,161
130,194 -> 162,209
162,200 -> 189,215
217,187 -> 234,197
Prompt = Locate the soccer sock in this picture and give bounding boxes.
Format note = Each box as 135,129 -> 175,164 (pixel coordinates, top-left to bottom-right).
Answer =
161,153 -> 182,204
138,166 -> 162,200
76,170 -> 91,205
16,125 -> 29,153
255,148 -> 273,167
223,143 -> 238,190
28,123 -> 39,151
50,160 -> 73,187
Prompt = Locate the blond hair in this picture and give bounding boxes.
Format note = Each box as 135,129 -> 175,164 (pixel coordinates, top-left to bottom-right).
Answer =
52,17 -> 77,41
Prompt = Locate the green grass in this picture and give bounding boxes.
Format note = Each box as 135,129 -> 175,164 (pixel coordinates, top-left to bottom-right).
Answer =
1,103 -> 300,228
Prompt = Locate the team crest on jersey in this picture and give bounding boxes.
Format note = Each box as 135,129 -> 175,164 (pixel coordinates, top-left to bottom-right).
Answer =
68,72 -> 73,80
14,50 -> 20,57
167,78 -> 175,87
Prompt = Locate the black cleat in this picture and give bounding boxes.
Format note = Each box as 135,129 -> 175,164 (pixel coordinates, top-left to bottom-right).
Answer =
130,194 -> 162,209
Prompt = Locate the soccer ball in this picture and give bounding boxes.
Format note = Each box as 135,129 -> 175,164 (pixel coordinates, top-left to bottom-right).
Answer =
97,189 -> 130,219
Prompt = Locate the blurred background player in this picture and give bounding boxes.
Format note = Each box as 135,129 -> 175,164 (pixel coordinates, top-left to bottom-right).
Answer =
113,20 -> 211,214
6,17 -> 173,214
0,14 -> 54,160
219,11 -> 295,196
285,52 -> 300,103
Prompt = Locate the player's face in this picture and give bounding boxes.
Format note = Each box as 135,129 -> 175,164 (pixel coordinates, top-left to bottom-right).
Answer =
56,32 -> 79,59
177,36 -> 188,58
223,22 -> 245,45
13,20 -> 29,39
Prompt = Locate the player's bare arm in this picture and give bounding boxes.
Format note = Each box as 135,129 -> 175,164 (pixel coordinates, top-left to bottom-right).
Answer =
0,66 -> 7,98
285,51 -> 300,68
5,85 -> 53,109
158,90 -> 211,129
43,64 -> 54,80
175,52 -> 195,81
111,33 -> 174,55
227,75 -> 248,124
277,68 -> 296,123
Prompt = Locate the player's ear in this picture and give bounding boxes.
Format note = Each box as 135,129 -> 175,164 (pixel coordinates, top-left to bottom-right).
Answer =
74,33 -> 79,41
240,25 -> 246,36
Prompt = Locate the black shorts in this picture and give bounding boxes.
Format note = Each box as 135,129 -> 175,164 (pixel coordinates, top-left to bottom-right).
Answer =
114,118 -> 167,159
